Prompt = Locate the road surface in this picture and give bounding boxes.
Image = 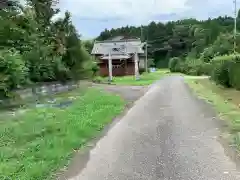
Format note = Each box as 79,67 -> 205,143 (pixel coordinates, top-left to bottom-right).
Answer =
67,76 -> 240,180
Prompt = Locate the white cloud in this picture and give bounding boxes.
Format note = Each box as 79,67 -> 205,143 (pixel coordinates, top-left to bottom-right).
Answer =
56,0 -> 240,37
58,0 -> 189,24
183,0 -> 237,19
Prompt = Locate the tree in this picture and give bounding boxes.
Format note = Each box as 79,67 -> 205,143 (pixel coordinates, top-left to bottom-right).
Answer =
0,49 -> 28,97
82,40 -> 94,53
26,0 -> 59,27
0,0 -> 93,97
96,14 -> 240,67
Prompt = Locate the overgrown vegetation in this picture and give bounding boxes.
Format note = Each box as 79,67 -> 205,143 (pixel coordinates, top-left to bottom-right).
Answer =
0,88 -> 125,179
163,27 -> 240,92
167,33 -> 240,76
186,79 -> 240,148
170,54 -> 240,91
0,0 -> 95,98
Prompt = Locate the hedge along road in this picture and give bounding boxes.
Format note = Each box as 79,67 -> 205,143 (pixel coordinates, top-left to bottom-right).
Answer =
65,76 -> 240,180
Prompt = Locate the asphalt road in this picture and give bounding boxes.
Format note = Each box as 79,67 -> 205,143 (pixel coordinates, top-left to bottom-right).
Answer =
68,76 -> 240,180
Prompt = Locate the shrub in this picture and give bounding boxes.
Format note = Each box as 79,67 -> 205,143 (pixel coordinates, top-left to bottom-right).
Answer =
170,55 -> 213,76
81,56 -> 99,78
229,54 -> 240,89
210,55 -> 233,87
92,76 -> 104,83
168,57 -> 181,72
210,54 -> 240,89
22,43 -> 58,82
92,62 -> 99,77
181,58 -> 204,76
201,63 -> 212,75
0,49 -> 28,97
200,47 -> 215,63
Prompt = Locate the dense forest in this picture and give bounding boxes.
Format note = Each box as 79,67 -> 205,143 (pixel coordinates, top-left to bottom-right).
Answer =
97,11 -> 240,90
0,0 -> 95,98
97,12 -> 240,68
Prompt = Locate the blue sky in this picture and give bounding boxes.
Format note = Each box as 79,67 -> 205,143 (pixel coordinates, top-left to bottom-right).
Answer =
57,0 -> 239,39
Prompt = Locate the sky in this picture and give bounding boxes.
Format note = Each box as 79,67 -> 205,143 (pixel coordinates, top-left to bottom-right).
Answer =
57,0 -> 239,39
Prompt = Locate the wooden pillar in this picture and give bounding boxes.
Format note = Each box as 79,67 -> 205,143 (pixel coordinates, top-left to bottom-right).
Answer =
125,59 -> 127,75
108,52 -> 113,81
134,53 -> 140,80
145,43 -> 148,73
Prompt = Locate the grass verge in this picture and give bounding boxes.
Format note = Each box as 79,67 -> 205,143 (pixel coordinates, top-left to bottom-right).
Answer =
0,87 -> 125,180
185,78 -> 240,148
94,69 -> 170,86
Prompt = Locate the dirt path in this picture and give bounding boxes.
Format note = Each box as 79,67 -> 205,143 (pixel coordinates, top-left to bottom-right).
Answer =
60,76 -> 240,180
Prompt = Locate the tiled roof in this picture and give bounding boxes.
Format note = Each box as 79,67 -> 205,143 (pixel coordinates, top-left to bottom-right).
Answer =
91,39 -> 145,55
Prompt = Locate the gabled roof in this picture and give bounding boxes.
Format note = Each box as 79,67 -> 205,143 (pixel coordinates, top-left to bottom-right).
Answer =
91,39 -> 145,55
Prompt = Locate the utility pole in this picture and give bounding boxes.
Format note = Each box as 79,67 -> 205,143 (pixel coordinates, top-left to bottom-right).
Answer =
145,26 -> 148,73
234,0 -> 237,53
108,51 -> 112,82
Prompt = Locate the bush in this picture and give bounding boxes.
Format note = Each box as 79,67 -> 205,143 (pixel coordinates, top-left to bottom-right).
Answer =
180,58 -> 204,76
22,43 -> 59,82
168,57 -> 181,72
229,55 -> 240,89
201,63 -> 212,75
210,54 -> 240,89
189,60 -> 202,76
81,54 -> 99,78
92,62 -> 99,77
210,55 -> 233,87
200,47 -> 215,63
0,49 -> 28,97
170,54 -> 213,76
92,76 -> 105,83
